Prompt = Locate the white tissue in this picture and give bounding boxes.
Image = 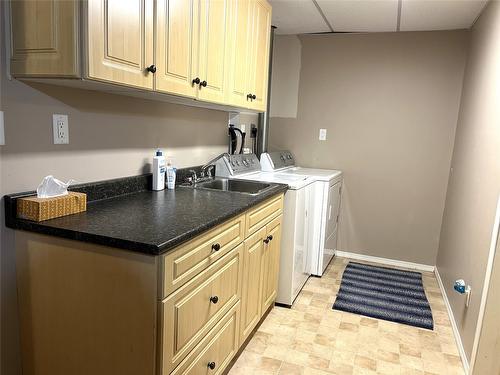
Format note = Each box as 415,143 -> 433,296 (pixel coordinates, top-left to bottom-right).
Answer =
36,175 -> 76,198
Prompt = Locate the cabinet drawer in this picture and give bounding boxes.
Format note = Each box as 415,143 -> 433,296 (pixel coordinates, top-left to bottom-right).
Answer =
245,194 -> 283,236
161,215 -> 245,297
170,301 -> 240,375
160,245 -> 243,374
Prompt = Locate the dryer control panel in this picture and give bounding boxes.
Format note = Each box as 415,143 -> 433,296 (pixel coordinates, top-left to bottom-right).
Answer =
261,151 -> 295,171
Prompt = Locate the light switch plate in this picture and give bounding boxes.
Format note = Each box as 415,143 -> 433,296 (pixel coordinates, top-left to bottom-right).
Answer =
319,128 -> 327,141
53,114 -> 69,144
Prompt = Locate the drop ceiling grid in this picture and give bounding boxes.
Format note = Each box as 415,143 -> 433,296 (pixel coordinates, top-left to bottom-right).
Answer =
269,0 -> 487,35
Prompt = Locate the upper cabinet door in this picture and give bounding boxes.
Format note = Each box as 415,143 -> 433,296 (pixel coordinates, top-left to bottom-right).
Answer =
87,0 -> 154,90
225,0 -> 252,108
10,0 -> 80,77
197,0 -> 231,104
247,0 -> 271,112
156,0 -> 199,98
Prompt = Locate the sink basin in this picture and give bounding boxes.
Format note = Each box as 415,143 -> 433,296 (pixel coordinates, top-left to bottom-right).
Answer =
193,179 -> 273,195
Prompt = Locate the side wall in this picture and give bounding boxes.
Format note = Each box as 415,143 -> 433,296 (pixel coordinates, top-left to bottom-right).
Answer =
436,0 -> 500,361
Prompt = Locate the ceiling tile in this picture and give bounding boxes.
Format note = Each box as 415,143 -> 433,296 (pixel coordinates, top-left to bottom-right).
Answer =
400,0 -> 487,31
269,0 -> 331,35
316,0 -> 399,32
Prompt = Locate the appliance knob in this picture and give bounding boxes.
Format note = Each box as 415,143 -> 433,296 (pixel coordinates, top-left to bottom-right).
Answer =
146,64 -> 157,73
192,77 -> 201,85
243,159 -> 249,166
235,160 -> 240,166
280,155 -> 285,161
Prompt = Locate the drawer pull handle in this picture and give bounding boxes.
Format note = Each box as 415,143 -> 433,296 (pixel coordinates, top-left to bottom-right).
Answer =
212,243 -> 221,251
208,362 -> 216,370
210,296 -> 219,304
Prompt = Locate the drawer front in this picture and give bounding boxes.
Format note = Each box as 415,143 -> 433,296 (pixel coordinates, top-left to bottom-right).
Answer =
161,245 -> 243,374
161,215 -> 245,297
245,194 -> 284,236
170,302 -> 240,375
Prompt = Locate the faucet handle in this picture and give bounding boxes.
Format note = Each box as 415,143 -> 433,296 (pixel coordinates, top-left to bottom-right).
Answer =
205,165 -> 215,177
189,169 -> 198,182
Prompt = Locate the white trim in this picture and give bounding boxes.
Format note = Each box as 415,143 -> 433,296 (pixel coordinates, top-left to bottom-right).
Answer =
469,194 -> 500,373
335,250 -> 435,272
435,267 -> 470,374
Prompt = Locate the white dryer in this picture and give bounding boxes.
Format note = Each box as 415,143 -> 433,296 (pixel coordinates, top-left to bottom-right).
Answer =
261,152 -> 343,276
214,153 -> 315,306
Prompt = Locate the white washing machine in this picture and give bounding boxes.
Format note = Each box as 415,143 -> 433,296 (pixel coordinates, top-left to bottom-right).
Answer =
214,153 -> 315,306
261,151 -> 343,276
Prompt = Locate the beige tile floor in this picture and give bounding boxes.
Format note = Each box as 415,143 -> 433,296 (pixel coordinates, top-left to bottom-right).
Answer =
229,256 -> 464,375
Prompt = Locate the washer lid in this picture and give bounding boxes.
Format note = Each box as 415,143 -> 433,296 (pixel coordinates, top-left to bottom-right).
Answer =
232,171 -> 313,190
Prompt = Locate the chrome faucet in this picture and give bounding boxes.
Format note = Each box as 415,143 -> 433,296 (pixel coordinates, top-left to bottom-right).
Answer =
200,152 -> 229,177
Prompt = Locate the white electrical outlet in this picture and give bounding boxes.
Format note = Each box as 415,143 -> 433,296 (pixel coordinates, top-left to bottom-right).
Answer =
52,114 -> 69,144
319,128 -> 327,141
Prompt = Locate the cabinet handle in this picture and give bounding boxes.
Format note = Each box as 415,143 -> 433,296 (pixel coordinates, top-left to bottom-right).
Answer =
210,296 -> 219,304
146,65 -> 156,73
192,77 -> 201,85
211,243 -> 221,251
200,80 -> 208,87
208,362 -> 216,370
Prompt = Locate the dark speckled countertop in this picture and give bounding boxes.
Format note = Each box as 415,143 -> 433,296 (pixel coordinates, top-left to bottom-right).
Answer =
4,173 -> 287,255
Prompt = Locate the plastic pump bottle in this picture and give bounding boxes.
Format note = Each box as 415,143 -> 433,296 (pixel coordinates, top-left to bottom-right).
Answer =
153,149 -> 166,191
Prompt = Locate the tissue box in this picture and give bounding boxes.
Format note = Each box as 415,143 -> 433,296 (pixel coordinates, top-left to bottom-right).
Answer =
17,192 -> 87,222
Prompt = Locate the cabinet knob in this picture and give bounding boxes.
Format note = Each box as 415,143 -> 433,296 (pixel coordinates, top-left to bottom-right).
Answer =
192,77 -> 201,85
212,243 -> 221,251
208,362 -> 216,370
264,238 -> 270,244
252,94 -> 257,100
210,296 -> 219,304
200,80 -> 208,87
267,235 -> 273,241
247,93 -> 253,100
146,65 -> 156,73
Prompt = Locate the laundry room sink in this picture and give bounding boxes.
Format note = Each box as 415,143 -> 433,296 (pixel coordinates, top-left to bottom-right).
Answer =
193,178 -> 273,195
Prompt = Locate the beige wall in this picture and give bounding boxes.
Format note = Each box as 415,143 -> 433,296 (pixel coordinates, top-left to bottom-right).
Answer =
269,35 -> 301,118
436,0 -> 500,361
270,31 -> 469,265
0,35 -> 231,375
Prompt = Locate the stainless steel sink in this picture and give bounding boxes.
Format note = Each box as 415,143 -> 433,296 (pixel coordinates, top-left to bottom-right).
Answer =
192,178 -> 273,195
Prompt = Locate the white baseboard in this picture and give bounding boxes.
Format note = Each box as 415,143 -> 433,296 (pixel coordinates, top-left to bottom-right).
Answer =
435,267 -> 470,374
335,250 -> 435,273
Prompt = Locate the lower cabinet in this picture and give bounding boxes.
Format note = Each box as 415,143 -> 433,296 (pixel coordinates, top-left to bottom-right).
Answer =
160,195 -> 283,374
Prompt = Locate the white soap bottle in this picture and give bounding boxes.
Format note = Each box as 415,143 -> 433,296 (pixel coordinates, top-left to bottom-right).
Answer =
166,159 -> 176,190
152,149 -> 166,191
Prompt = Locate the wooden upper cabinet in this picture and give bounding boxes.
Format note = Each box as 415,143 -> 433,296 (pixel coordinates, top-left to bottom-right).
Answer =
86,0 -> 154,90
156,0 -> 199,98
225,0 -> 252,108
197,0 -> 231,104
10,0 -> 80,77
247,0 -> 271,112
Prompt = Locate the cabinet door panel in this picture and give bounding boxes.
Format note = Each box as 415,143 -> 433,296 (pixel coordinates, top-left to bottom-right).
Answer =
87,0 -> 154,89
225,0 -> 252,107
261,215 -> 282,312
197,0 -> 230,104
10,0 -> 79,77
240,227 -> 266,343
247,0 -> 271,111
156,0 -> 199,98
